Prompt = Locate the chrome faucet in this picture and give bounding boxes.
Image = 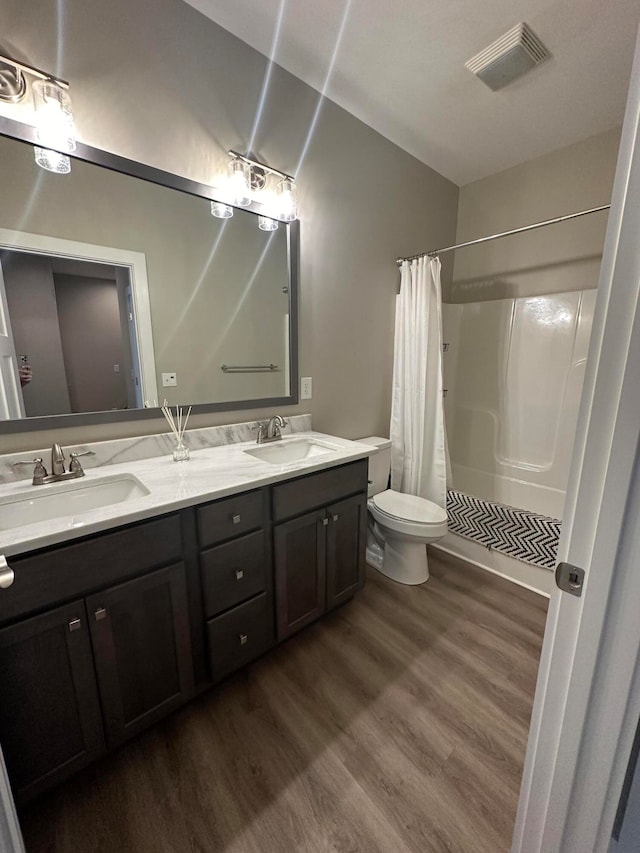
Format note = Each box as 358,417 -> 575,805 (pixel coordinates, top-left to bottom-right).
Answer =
254,415 -> 288,444
13,445 -> 95,486
51,443 -> 65,476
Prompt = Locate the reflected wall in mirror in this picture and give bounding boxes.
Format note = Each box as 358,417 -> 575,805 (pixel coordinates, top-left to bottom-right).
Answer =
0,130 -> 298,430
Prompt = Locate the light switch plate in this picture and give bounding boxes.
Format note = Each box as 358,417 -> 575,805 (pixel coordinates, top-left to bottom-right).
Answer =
162,372 -> 177,387
301,376 -> 312,400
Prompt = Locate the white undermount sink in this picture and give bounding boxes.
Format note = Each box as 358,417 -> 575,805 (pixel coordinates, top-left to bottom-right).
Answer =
0,474 -> 150,531
243,437 -> 341,465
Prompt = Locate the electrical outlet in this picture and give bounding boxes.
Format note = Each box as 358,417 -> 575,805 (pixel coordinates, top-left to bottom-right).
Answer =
113,364 -> 120,373
301,376 -> 312,400
162,372 -> 177,387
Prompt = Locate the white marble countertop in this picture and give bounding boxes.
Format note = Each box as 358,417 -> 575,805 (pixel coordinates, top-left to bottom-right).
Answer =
0,432 -> 375,557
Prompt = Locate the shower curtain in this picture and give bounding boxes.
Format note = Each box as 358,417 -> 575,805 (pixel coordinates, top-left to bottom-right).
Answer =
390,256 -> 450,508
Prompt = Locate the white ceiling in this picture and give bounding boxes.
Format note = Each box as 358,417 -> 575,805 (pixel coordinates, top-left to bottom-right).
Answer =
183,0 -> 640,186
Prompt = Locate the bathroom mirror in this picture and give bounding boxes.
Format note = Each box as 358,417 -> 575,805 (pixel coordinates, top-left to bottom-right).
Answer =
0,119 -> 299,433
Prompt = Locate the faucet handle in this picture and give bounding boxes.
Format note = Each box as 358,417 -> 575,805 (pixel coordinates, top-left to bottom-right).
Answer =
12,458 -> 48,485
69,450 -> 95,476
252,421 -> 268,443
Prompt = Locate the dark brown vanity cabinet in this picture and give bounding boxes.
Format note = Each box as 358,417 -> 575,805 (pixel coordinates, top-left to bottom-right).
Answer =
272,461 -> 368,640
0,600 -> 104,802
0,458 -> 368,803
0,513 -> 195,803
86,562 -> 194,748
197,489 -> 275,682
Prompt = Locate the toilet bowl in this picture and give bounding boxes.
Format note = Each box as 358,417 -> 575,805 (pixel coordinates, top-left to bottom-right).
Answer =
359,437 -> 448,585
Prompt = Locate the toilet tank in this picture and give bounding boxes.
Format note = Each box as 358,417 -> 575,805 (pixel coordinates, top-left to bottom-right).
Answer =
358,436 -> 392,497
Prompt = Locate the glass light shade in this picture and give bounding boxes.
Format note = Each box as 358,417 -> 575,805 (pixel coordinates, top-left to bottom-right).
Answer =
276,177 -> 297,221
32,79 -> 76,151
32,79 -> 76,174
33,147 -> 71,174
211,200 -> 234,219
258,215 -> 279,232
227,157 -> 251,207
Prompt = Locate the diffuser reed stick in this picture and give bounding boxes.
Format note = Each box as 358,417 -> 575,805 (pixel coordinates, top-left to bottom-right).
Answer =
161,400 -> 192,461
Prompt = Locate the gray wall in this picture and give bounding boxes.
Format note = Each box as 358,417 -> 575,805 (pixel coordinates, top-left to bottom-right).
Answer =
449,127 -> 621,303
2,253 -> 71,416
0,0 -> 459,451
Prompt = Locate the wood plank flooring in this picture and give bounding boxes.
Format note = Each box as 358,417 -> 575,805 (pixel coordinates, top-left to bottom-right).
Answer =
19,551 -> 548,853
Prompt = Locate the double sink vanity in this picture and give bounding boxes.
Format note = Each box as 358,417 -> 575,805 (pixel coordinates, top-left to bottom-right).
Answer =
0,418 -> 374,804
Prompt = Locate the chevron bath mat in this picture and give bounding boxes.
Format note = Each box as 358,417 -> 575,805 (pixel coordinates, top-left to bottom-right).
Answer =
446,489 -> 561,569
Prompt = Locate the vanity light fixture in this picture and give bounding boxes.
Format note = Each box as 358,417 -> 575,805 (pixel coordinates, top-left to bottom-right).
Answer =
210,149 -> 297,227
0,53 -> 75,174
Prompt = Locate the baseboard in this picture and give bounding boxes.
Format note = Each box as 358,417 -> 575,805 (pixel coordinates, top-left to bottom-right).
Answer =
431,537 -> 554,598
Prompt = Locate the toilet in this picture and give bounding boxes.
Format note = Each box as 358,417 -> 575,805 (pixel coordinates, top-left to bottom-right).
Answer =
359,436 -> 448,585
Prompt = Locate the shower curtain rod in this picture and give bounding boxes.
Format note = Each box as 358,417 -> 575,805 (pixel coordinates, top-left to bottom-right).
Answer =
395,204 -> 611,267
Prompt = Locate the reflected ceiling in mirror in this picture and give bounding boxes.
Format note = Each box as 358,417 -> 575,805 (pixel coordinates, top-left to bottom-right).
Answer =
0,124 -> 298,433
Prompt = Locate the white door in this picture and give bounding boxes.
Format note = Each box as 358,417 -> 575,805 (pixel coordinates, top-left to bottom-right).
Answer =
0,258 -> 25,420
513,25 -> 640,853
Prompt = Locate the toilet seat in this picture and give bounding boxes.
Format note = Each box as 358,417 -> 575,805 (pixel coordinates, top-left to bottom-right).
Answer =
372,489 -> 447,524
368,489 -> 448,539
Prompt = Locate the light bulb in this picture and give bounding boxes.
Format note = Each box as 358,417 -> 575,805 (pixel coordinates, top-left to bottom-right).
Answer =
211,201 -> 234,219
276,178 -> 297,221
227,157 -> 251,207
258,215 -> 279,232
32,79 -> 76,174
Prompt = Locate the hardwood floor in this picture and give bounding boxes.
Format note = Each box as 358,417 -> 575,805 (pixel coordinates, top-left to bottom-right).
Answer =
19,551 -> 548,853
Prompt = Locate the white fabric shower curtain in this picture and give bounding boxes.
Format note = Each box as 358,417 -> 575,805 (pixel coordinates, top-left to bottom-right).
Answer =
390,256 -> 450,508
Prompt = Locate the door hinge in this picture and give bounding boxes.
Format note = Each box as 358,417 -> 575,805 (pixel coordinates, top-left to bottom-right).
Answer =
555,562 -> 585,597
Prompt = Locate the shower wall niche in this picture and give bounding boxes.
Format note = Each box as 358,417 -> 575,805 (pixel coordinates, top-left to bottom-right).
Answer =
442,288 -> 596,519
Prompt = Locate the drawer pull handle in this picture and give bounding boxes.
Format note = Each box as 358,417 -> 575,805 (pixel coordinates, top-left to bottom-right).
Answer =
332,514 -> 339,522
232,514 -> 241,525
0,556 -> 14,589
94,607 -> 107,621
239,633 -> 248,646
235,569 -> 244,580
69,618 -> 82,632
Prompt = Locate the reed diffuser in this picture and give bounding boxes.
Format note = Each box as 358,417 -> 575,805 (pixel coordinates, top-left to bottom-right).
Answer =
161,401 -> 192,461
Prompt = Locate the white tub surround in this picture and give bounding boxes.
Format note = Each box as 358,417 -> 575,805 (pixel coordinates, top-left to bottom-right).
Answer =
443,289 -> 596,519
0,423 -> 376,556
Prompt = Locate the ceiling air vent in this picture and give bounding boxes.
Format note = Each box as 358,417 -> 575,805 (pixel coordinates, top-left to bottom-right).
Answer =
465,23 -> 550,91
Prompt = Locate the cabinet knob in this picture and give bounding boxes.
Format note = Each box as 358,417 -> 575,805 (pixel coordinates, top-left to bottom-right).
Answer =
332,514 -> 339,522
232,514 -> 241,525
69,618 -> 82,632
239,633 -> 248,646
322,517 -> 329,526
0,556 -> 14,589
94,607 -> 107,621
235,569 -> 244,580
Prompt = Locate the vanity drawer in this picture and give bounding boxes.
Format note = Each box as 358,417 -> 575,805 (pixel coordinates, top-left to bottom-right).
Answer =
1,514 -> 182,626
197,490 -> 264,548
271,459 -> 368,522
206,592 -> 272,681
201,530 -> 267,618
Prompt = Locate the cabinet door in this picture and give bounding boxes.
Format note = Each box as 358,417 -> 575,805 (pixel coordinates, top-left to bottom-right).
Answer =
87,562 -> 194,748
274,509 -> 327,640
326,493 -> 367,611
0,600 -> 103,803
